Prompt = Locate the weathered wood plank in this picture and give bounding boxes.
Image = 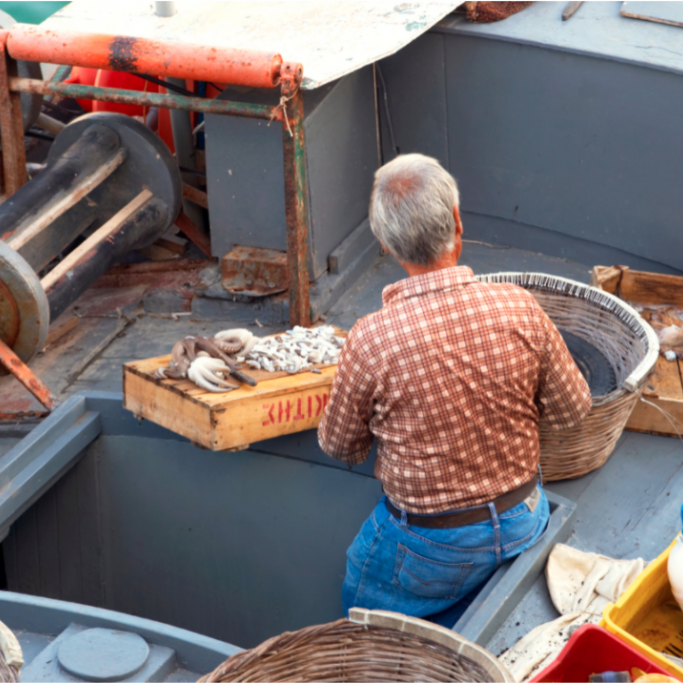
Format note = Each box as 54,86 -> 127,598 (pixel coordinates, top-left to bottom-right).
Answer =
619,269 -> 683,308
627,352 -> 683,436
589,265 -> 623,293
41,189 -> 152,291
123,368 -> 214,447
621,2 -> 683,29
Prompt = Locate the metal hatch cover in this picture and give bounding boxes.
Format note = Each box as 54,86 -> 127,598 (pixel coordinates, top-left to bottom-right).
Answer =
40,1 -> 459,90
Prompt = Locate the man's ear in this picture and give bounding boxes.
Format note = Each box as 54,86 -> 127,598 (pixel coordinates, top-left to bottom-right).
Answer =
453,204 -> 463,237
380,241 -> 391,254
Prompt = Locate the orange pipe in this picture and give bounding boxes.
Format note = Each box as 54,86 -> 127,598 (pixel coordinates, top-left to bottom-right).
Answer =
8,24 -> 283,89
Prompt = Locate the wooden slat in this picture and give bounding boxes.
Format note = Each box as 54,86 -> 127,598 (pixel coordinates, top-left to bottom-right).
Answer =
212,381 -> 333,449
621,1 -> 683,28
41,189 -> 152,291
123,368 -> 215,447
619,269 -> 683,307
626,355 -> 683,436
7,148 -> 126,251
590,265 -> 624,293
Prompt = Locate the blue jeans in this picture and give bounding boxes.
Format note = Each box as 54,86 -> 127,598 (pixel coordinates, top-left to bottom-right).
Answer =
342,486 -> 550,628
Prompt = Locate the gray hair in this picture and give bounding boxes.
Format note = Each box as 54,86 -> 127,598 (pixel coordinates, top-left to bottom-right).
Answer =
369,154 -> 460,266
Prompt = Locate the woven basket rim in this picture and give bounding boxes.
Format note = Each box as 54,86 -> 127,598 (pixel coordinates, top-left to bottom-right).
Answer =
200,611 -> 513,683
475,271 -> 659,393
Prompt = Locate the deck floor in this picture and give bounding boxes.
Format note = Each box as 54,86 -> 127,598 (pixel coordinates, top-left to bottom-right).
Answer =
1,241 -> 680,654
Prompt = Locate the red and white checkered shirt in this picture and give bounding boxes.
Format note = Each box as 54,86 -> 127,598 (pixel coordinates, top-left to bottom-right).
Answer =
318,266 -> 591,514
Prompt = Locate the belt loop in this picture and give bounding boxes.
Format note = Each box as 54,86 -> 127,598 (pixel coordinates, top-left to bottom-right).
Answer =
488,501 -> 502,565
400,509 -> 408,529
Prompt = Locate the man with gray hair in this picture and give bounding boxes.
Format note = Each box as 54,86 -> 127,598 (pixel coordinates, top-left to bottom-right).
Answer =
318,153 -> 591,626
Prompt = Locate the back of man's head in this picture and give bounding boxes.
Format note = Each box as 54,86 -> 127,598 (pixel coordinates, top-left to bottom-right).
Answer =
369,154 -> 460,266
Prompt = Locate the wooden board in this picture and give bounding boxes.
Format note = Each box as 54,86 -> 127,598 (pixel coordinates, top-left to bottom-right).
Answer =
590,265 -> 683,307
123,329 -> 346,450
592,265 -> 683,438
621,2 -> 683,29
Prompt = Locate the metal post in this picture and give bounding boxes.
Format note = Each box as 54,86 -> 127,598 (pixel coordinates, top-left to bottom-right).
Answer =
0,337 -> 56,414
281,63 -> 311,328
0,32 -> 26,197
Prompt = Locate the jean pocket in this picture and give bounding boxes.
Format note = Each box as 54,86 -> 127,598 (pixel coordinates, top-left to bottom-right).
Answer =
393,544 -> 473,600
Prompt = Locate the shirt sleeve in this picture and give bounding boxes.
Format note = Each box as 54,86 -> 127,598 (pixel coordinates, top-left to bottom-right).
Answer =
318,325 -> 377,465
535,309 -> 592,430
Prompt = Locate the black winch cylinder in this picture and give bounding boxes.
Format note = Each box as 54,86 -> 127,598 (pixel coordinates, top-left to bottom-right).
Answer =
45,198 -> 169,321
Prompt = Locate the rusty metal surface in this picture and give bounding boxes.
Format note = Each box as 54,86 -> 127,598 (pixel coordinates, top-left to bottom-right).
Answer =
0,277 -> 19,349
0,240 -> 49,363
8,24 -> 283,89
221,245 -> 288,298
0,337 -> 56,411
175,210 -> 211,257
0,32 -> 26,197
10,77 -> 281,121
281,64 -> 311,328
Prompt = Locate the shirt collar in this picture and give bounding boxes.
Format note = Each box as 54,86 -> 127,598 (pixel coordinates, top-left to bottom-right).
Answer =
382,266 -> 476,305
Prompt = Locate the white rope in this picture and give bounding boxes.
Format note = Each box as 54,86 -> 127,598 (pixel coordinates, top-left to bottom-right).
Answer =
639,397 -> 683,448
268,87 -> 299,137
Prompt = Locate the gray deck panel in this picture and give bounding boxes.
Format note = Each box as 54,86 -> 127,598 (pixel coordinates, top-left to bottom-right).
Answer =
489,429 -> 683,653
437,1 -> 683,77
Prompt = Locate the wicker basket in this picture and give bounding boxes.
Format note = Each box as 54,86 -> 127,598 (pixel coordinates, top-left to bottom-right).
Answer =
476,273 -> 659,481
199,608 -> 513,682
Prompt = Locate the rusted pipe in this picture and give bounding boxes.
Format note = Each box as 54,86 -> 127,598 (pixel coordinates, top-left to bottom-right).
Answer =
281,63 -> 311,328
0,31 -> 27,197
0,337 -> 56,411
10,78 -> 281,121
8,25 -> 284,89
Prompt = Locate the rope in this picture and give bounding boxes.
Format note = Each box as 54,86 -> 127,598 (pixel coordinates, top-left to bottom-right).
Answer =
639,397 -> 683,447
269,86 -> 299,137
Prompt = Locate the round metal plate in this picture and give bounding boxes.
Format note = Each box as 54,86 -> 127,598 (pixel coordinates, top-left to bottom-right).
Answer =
58,628 -> 150,682
559,329 -> 617,397
0,240 -> 49,362
49,112 -> 182,223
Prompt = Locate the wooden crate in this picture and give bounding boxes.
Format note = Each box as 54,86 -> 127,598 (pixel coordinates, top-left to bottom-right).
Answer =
591,265 -> 682,437
123,351 -> 339,451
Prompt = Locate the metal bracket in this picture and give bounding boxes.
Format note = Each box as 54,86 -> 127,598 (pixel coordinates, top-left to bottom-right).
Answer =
0,337 -> 57,421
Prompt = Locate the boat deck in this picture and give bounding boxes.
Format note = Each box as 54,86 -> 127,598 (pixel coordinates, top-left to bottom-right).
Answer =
1,240 -> 680,658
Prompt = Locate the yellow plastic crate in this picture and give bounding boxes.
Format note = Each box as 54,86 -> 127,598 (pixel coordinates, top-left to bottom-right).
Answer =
601,536 -> 683,681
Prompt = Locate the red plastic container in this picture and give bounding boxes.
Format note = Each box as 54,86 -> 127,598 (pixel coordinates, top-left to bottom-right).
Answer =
530,625 -> 680,682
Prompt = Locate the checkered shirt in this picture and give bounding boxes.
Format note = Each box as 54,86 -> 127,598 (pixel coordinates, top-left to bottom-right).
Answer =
318,266 -> 591,514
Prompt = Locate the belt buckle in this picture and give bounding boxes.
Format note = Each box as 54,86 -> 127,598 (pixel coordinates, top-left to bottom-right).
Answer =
523,486 -> 541,514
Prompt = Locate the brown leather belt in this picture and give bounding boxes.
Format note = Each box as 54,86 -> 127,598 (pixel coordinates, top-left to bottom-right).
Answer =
385,476 -> 539,529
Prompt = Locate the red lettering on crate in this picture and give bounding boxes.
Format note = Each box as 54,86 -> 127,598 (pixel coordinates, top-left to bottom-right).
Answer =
263,393 -> 328,426
315,393 -> 329,417
262,403 -> 275,426
278,400 -> 291,423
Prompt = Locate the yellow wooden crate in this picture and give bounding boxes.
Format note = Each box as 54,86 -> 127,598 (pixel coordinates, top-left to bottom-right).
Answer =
123,354 -> 337,451
601,536 -> 683,680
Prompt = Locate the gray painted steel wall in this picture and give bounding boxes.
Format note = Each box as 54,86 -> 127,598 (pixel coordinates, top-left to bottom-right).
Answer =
3,426 -> 382,649
205,67 -> 378,280
377,29 -> 683,273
